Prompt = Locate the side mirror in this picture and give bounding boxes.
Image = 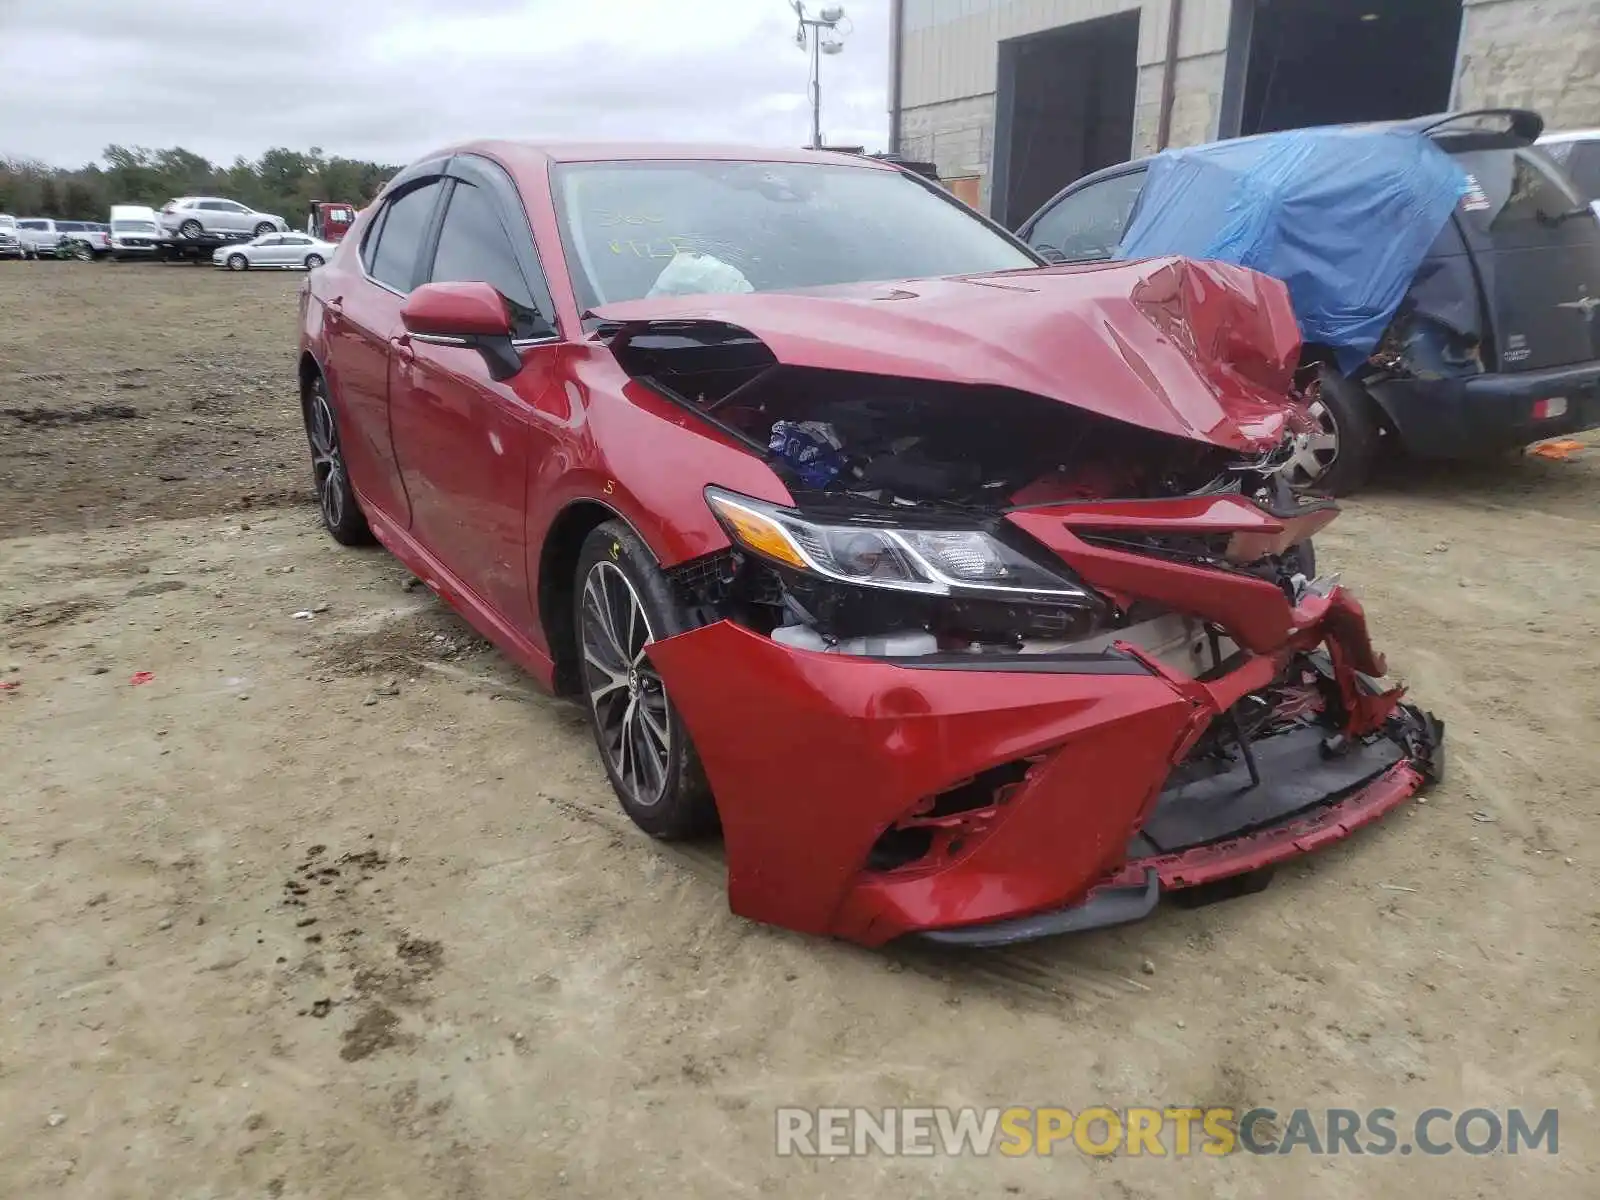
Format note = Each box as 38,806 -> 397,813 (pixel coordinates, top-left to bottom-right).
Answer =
401,282 -> 522,381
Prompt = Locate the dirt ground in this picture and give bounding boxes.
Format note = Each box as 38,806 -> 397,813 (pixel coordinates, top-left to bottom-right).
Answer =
2,262 -> 1596,1198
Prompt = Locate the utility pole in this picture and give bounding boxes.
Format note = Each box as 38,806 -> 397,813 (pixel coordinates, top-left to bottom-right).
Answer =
791,2 -> 848,150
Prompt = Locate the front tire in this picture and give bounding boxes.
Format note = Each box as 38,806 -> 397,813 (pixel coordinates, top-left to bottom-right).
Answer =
226,253 -> 248,271
304,374 -> 372,545
304,253 -> 325,269
575,521 -> 715,840
1285,366 -> 1382,495
254,222 -> 276,238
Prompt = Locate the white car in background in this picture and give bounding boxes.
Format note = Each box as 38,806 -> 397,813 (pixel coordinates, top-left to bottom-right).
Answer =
213,232 -> 336,271
161,196 -> 287,240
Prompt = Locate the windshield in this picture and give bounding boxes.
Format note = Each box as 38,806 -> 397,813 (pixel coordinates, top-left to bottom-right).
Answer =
112,220 -> 157,233
552,160 -> 1037,309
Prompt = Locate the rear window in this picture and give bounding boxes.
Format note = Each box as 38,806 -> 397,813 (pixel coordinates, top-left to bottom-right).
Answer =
1541,140 -> 1600,204
112,220 -> 157,233
1453,148 -> 1600,250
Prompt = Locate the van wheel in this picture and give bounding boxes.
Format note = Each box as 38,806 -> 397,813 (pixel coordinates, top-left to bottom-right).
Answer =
1285,367 -> 1380,496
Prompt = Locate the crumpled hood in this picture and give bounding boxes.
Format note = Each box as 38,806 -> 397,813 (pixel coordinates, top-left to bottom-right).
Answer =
593,256 -> 1306,453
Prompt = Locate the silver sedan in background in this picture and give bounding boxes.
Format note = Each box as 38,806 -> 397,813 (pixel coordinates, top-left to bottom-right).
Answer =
214,233 -> 336,271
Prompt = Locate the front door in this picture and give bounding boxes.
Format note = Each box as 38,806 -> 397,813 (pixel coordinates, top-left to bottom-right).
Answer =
387,172 -> 563,633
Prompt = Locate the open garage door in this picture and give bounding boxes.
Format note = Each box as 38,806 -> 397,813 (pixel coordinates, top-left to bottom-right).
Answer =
992,12 -> 1140,228
1239,0 -> 1463,135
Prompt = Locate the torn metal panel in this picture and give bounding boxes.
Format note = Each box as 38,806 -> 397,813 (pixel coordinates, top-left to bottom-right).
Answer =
597,256 -> 1306,454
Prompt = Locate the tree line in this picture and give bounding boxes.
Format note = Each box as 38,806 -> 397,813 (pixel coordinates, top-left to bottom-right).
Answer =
0,145 -> 399,222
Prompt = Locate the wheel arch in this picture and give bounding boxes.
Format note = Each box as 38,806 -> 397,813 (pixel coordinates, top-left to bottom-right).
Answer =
538,498 -> 631,697
297,350 -> 324,416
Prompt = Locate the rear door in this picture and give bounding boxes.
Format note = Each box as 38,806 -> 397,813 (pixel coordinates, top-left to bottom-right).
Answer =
322,174 -> 449,527
1451,147 -> 1600,371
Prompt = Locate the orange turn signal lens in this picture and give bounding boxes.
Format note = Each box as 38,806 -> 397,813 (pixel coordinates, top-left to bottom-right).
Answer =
706,493 -> 809,570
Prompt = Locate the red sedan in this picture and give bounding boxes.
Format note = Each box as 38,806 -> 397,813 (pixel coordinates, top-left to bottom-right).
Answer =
297,142 -> 1442,947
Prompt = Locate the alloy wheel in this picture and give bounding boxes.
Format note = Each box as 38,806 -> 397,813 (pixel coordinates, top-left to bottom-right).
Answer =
228,254 -> 247,271
580,561 -> 673,810
1284,394 -> 1340,487
305,254 -> 324,269
308,389 -> 347,530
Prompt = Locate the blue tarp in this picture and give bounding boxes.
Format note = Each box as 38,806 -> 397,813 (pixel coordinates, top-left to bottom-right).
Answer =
1117,125 -> 1469,372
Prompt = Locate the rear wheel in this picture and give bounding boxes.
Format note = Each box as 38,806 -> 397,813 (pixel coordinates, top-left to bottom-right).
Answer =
226,253 -> 248,271
575,521 -> 715,840
305,374 -> 372,545
178,219 -> 203,240
1285,366 -> 1381,496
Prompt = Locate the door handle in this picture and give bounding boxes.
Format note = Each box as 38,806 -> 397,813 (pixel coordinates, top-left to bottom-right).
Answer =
392,335 -> 415,366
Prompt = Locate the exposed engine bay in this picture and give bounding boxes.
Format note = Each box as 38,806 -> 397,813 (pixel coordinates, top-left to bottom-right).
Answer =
609,325 -> 1327,660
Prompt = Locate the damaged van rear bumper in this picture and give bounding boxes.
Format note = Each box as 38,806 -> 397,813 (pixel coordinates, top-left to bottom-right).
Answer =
646,588 -> 1444,948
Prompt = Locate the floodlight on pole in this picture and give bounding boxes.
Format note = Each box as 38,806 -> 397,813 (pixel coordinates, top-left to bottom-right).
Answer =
791,1 -> 848,150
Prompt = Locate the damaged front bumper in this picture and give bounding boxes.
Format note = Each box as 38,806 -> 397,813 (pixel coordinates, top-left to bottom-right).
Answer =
645,498 -> 1444,948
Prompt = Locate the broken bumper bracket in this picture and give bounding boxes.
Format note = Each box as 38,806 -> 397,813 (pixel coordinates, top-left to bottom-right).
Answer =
917,868 -> 1161,948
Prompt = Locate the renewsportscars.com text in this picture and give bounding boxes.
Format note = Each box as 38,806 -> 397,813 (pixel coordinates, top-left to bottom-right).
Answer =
775,1105 -> 1558,1158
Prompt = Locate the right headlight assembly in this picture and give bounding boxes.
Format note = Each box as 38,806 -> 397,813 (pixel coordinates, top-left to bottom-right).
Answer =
704,487 -> 1093,603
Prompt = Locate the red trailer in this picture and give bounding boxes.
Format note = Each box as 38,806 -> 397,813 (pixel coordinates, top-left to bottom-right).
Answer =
306,201 -> 357,242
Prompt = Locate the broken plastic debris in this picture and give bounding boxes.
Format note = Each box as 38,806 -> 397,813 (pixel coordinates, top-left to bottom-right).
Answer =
292,610 -> 314,620
769,420 -> 846,488
130,671 -> 155,686
1528,439 -> 1584,461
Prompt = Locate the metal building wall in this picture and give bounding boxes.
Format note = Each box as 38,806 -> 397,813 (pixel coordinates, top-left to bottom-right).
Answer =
896,0 -> 1236,207
895,0 -> 1600,217
1455,0 -> 1600,131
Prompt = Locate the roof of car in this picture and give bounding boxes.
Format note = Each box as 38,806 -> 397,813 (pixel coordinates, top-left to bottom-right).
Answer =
1038,109 -> 1546,211
447,140 -> 895,169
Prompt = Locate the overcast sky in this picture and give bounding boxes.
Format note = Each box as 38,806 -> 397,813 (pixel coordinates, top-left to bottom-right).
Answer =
0,0 -> 890,168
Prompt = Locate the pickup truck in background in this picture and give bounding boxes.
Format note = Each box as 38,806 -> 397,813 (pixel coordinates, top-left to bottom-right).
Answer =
16,219 -> 112,259
108,205 -> 166,259
0,214 -> 25,258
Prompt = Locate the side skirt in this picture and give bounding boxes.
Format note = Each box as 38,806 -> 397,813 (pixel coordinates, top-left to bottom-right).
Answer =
359,490 -> 558,692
